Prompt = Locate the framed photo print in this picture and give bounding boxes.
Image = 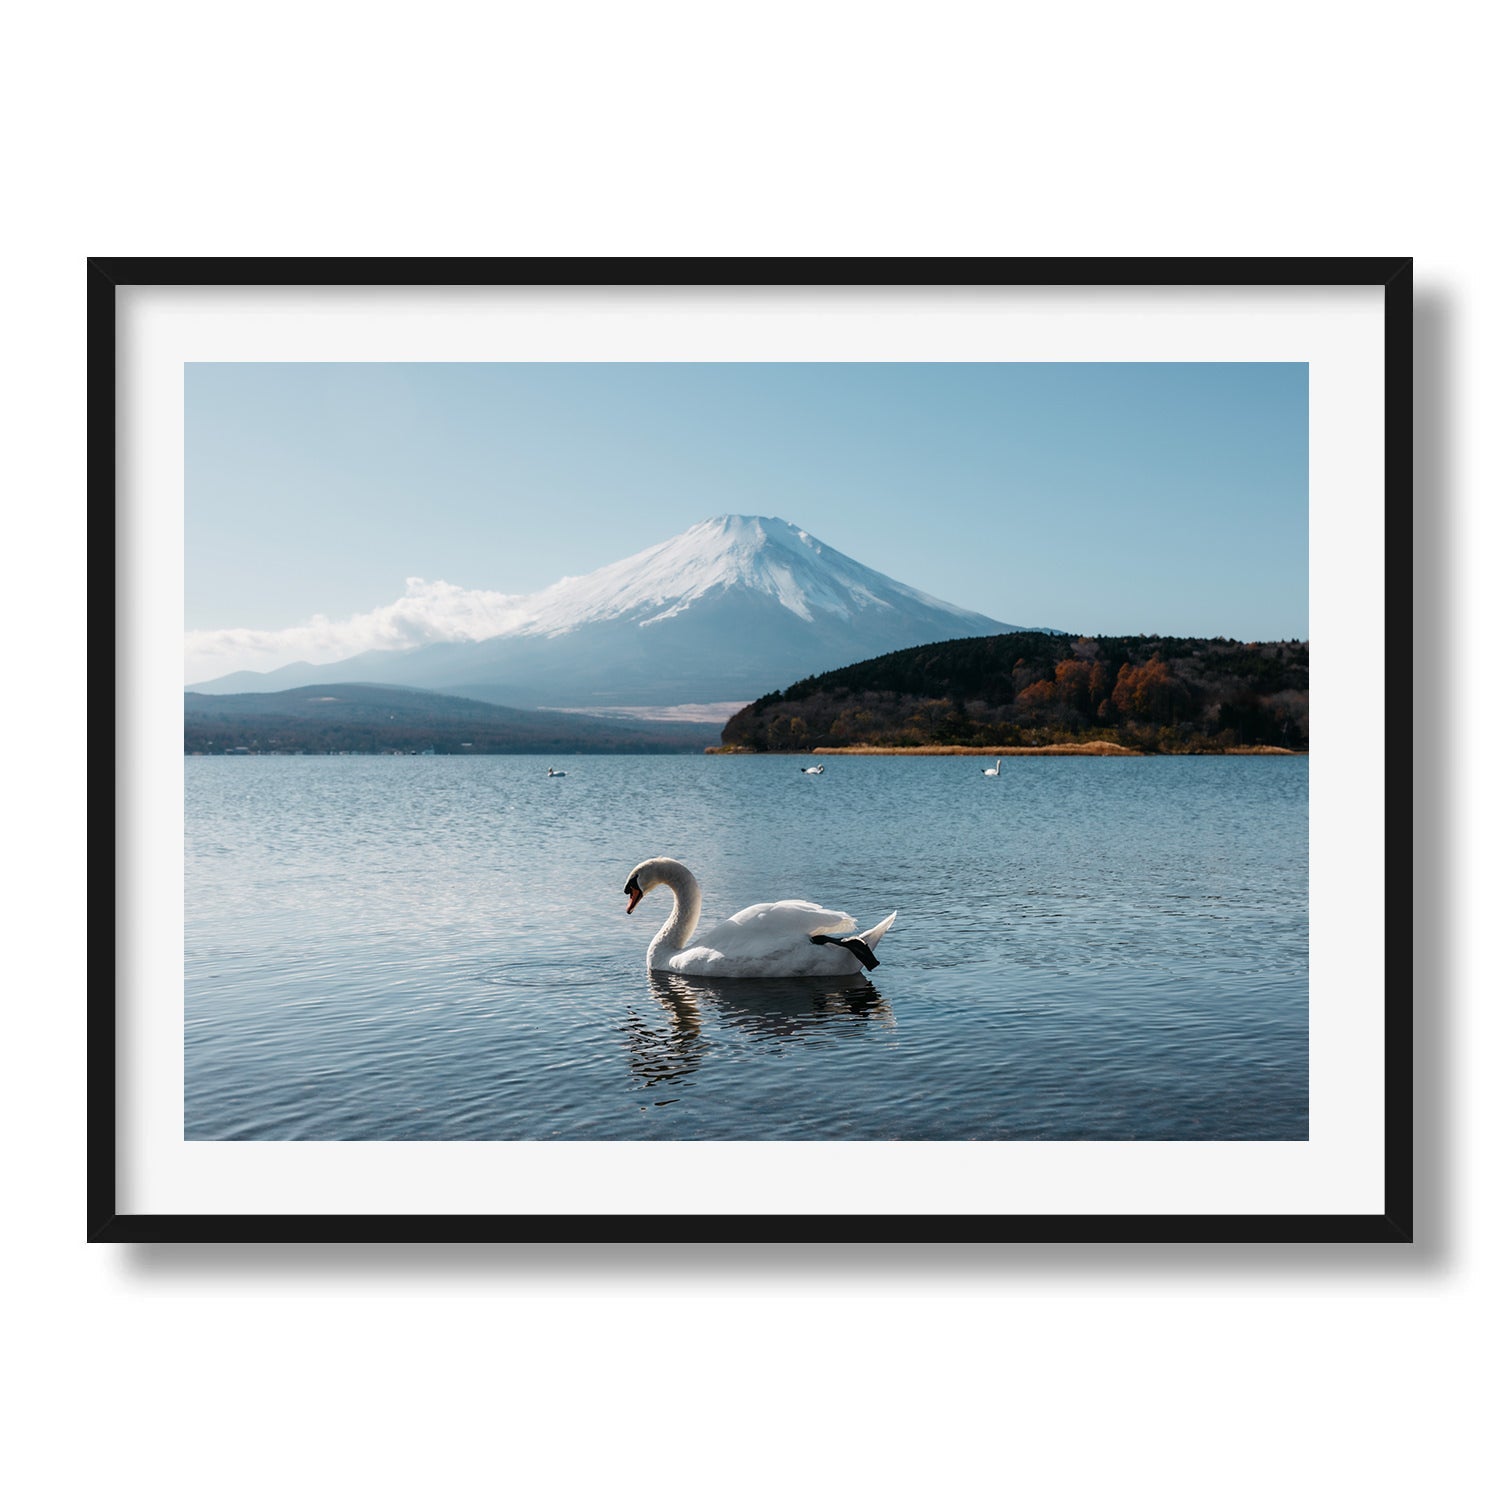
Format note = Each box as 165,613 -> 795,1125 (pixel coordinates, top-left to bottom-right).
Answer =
97,257 -> 1413,1242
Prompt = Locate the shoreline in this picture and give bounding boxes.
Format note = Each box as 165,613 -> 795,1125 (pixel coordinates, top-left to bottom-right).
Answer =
708,742 -> 1302,757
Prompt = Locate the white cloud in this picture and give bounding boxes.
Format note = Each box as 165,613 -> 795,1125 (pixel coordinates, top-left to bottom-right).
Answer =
185,578 -> 533,683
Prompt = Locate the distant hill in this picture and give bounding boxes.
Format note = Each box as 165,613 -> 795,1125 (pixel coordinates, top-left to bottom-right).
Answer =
185,684 -> 714,755
720,633 -> 1309,754
189,515 -> 1039,708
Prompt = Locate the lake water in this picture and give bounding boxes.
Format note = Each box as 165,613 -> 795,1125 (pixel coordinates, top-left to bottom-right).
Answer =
185,753 -> 1308,1141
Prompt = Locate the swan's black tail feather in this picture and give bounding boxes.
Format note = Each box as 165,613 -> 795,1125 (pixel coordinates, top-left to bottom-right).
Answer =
809,933 -> 879,969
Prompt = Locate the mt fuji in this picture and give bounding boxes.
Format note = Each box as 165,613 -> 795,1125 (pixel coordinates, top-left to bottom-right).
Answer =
190,516 -> 1032,713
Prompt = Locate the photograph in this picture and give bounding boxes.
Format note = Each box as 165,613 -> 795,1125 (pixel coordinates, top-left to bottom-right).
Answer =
182,358 -> 1311,1146
23,10 -> 1481,1493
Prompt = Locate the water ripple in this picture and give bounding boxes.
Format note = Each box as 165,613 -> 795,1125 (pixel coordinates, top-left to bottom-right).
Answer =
186,754 -> 1307,1140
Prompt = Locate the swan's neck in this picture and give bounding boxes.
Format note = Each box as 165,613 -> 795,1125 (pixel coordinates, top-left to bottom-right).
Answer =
647,865 -> 702,967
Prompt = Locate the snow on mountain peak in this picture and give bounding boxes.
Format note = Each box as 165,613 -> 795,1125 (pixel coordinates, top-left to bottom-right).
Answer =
186,514 -> 1016,696
514,514 -> 975,637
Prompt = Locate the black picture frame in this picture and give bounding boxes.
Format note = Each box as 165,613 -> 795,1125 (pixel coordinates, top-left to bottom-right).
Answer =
95,257 -> 1414,1244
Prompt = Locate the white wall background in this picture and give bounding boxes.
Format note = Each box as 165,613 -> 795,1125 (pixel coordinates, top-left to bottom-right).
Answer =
4,4 -> 1489,1495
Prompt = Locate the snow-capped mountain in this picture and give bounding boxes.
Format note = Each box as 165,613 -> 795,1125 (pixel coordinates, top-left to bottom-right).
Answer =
191,516 -> 1031,712
513,515 -> 984,634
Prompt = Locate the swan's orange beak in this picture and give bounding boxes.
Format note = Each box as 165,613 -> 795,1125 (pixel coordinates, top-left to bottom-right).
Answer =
625,878 -> 643,914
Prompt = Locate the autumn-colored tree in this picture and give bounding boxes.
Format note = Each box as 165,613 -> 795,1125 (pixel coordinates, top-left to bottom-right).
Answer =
1015,679 -> 1056,710
1112,655 -> 1192,724
1053,658 -> 1093,714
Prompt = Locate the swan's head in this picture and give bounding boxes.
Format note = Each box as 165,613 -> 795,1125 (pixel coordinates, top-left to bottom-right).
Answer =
623,857 -> 691,914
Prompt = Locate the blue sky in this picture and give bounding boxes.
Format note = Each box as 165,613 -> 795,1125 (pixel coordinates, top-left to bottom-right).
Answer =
186,361 -> 1307,675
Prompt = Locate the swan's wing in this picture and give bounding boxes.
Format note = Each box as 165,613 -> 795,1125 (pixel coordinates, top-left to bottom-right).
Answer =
692,899 -> 856,959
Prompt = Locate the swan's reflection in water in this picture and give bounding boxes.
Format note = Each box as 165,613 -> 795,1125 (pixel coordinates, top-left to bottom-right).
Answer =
623,970 -> 893,1090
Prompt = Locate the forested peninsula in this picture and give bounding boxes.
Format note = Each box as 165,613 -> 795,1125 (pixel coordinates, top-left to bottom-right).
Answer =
718,633 -> 1308,755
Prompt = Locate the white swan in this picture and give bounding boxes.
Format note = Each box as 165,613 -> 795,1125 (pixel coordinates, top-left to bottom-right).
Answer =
982,758 -> 1002,776
802,764 -> 825,775
623,857 -> 896,977
547,767 -> 566,777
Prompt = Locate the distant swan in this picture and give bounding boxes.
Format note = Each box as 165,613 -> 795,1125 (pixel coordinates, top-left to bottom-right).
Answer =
802,764 -> 825,774
623,857 -> 896,977
982,758 -> 1002,776
546,767 -> 566,777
